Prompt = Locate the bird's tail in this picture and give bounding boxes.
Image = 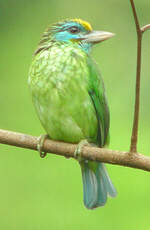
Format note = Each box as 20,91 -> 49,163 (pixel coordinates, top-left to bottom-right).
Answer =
80,162 -> 117,209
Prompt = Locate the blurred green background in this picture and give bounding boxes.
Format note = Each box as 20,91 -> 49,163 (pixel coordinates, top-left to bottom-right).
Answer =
0,0 -> 150,229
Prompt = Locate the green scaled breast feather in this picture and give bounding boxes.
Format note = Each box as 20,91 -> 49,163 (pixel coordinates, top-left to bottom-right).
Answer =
29,43 -> 99,144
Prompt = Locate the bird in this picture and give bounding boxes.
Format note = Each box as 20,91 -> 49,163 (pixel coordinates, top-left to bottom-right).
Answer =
28,18 -> 117,209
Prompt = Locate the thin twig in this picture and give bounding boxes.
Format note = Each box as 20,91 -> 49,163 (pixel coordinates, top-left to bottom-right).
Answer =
129,0 -> 150,153
0,129 -> 150,172
141,24 -> 150,33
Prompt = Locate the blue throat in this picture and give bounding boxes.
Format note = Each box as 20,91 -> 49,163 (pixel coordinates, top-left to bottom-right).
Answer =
79,42 -> 92,53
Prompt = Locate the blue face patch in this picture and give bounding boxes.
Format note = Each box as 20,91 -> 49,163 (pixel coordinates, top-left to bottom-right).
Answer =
55,30 -> 79,41
54,22 -> 92,53
55,22 -> 85,41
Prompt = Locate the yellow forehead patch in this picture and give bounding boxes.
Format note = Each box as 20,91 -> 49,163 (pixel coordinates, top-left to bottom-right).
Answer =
72,19 -> 92,31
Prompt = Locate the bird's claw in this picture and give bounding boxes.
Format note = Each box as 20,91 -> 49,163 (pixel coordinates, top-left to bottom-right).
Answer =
74,139 -> 90,163
37,134 -> 49,158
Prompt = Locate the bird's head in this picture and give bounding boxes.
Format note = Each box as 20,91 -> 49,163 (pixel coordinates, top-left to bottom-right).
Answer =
36,19 -> 115,54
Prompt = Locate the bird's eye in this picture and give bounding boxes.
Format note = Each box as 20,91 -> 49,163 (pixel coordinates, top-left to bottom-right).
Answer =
69,26 -> 80,34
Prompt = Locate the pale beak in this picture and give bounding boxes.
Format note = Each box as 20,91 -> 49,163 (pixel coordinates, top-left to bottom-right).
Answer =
82,30 -> 115,44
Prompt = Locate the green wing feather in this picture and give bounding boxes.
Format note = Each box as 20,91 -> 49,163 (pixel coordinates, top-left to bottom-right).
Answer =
80,56 -> 116,209
87,57 -> 110,147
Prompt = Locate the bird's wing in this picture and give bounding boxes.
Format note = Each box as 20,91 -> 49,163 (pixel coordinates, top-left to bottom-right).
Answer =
87,57 -> 110,147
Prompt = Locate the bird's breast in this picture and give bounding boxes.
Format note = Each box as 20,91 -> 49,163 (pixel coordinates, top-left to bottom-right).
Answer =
29,44 -> 98,143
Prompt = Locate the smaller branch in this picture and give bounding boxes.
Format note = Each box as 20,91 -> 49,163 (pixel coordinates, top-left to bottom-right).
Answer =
1,129 -> 150,172
141,24 -> 150,33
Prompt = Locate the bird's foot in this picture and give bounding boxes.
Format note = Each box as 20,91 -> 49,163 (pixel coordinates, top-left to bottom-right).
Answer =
74,139 -> 90,163
37,134 -> 49,158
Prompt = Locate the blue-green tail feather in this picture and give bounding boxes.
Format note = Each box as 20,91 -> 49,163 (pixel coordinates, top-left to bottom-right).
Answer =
98,163 -> 117,198
81,162 -> 117,209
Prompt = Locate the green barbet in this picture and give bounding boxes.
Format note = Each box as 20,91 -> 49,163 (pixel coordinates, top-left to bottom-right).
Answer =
28,19 -> 117,209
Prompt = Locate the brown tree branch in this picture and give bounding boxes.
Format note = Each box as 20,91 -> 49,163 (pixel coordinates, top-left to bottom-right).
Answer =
130,0 -> 150,153
0,129 -> 150,172
130,0 -> 142,153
